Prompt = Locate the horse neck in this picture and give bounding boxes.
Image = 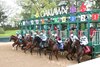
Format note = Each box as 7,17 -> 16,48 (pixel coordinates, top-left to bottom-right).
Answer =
75,40 -> 81,49
12,36 -> 18,41
48,39 -> 55,47
23,39 -> 28,44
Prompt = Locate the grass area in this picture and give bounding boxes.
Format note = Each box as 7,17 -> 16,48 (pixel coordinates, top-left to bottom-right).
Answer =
0,30 -> 17,37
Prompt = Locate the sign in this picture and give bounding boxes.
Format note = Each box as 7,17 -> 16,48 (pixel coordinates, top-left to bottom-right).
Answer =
54,18 -> 58,23
41,19 -> 44,24
92,14 -> 99,21
81,15 -> 86,21
85,0 -> 92,11
80,2 -> 86,12
70,16 -> 76,22
62,17 -> 66,22
41,6 -> 68,17
70,5 -> 76,13
35,20 -> 39,24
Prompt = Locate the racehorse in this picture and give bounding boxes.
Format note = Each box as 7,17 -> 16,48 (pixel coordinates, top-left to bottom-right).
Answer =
21,36 -> 33,53
64,38 -> 75,60
10,35 -> 22,50
21,34 -> 33,50
72,39 -> 93,63
30,36 -> 42,55
45,38 -> 59,60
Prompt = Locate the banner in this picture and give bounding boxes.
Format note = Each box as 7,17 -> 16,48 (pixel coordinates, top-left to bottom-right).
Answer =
70,16 -> 76,22
54,18 -> 58,23
92,14 -> 99,21
80,2 -> 86,12
81,15 -> 86,21
62,17 -> 66,22
35,20 -> 39,24
70,5 -> 76,13
41,19 -> 44,24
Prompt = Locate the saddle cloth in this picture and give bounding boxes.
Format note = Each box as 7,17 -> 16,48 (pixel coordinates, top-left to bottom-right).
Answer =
84,46 -> 91,54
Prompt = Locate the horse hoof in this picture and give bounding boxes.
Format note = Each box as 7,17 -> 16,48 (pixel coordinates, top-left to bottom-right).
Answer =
66,56 -> 70,60
71,58 -> 73,61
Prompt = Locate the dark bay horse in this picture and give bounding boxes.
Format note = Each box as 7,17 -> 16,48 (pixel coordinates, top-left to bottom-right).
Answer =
30,36 -> 42,55
72,39 -> 93,63
45,38 -> 59,60
64,38 -> 75,60
21,35 -> 33,50
10,35 -> 22,50
45,37 -> 74,60
21,36 -> 33,53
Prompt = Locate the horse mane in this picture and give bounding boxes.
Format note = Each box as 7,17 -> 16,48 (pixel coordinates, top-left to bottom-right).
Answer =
48,38 -> 55,46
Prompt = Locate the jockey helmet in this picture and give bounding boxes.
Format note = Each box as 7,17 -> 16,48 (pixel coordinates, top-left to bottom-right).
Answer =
52,34 -> 55,36
40,33 -> 43,36
54,34 -> 57,37
70,34 -> 74,37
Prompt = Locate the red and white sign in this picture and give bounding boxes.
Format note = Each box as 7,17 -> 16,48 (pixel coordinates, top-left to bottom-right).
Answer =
80,2 -> 86,12
92,14 -> 99,21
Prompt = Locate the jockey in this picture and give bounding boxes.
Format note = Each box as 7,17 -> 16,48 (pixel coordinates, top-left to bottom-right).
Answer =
40,30 -> 47,48
17,34 -> 22,43
80,31 -> 88,46
53,33 -> 64,50
80,31 -> 90,53
35,30 -> 40,37
70,30 -> 78,42
56,37 -> 64,50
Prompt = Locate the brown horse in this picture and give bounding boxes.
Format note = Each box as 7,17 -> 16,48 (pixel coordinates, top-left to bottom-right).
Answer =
72,39 -> 93,63
21,34 -> 33,50
64,38 -> 75,60
21,36 -> 33,53
29,36 -> 42,55
45,38 -> 59,60
10,35 -> 22,50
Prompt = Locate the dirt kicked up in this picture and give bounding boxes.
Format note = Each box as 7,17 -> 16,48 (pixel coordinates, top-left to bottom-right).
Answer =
0,42 -> 78,67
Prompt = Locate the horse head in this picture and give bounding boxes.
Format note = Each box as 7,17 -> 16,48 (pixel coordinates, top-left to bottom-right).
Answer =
72,39 -> 80,47
25,35 -> 33,42
64,38 -> 73,51
10,35 -> 18,42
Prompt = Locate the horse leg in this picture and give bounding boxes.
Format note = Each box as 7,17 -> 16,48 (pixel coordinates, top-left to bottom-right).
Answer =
49,51 -> 52,60
39,47 -> 42,56
77,51 -> 83,63
54,50 -> 58,60
70,49 -> 76,60
12,42 -> 16,47
44,48 -> 47,56
24,44 -> 31,53
66,52 -> 70,60
70,53 -> 74,60
16,45 -> 19,50
30,46 -> 34,55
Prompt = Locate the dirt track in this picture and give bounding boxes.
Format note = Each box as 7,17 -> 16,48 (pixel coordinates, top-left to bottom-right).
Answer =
0,42 -> 77,67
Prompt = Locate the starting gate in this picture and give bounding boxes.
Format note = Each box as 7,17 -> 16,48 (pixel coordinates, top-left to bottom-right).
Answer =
19,3 -> 100,58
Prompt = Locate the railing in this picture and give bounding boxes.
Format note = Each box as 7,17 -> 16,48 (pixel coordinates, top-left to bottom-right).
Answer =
0,37 -> 10,42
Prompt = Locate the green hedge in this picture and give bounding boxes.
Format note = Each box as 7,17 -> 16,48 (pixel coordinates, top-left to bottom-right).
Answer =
0,27 -> 5,34
4,25 -> 19,30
